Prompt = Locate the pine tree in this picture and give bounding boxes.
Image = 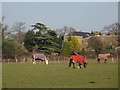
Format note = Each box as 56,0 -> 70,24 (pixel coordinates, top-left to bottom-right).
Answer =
24,23 -> 61,54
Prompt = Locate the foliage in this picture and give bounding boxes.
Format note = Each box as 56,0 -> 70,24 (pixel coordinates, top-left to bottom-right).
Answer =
31,23 -> 47,31
0,16 -> 8,40
103,22 -> 120,35
24,23 -> 61,54
88,36 -> 103,54
60,36 -> 82,57
2,40 -> 27,58
90,31 -> 94,36
88,36 -> 118,54
2,40 -> 15,58
99,32 -> 102,35
57,34 -> 63,48
24,30 -> 36,51
100,37 -> 118,49
36,30 -> 60,54
118,36 -> 120,46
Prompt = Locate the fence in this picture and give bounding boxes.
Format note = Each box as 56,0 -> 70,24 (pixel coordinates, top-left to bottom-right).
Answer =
2,56 -> 70,63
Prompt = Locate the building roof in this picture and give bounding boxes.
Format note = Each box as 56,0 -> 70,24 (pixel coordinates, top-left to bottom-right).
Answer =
72,32 -> 91,38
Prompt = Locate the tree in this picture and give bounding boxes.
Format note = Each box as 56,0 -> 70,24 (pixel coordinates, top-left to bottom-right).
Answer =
10,22 -> 26,44
24,30 -> 36,51
3,40 -> 15,58
99,32 -> 102,35
102,22 -> 120,35
60,36 -> 82,57
88,36 -> 118,54
31,23 -> 48,33
3,40 -> 27,58
24,23 -> 61,54
90,31 -> 94,36
54,26 -> 76,47
0,16 -> 8,40
36,30 -> 60,54
88,36 -> 103,55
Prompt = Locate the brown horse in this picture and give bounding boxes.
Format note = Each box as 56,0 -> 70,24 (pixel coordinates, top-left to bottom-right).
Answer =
97,53 -> 113,63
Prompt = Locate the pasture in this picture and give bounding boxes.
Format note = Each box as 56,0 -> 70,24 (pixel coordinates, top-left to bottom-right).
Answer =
2,59 -> 118,88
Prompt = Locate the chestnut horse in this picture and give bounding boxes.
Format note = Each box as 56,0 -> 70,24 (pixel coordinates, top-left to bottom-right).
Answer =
97,53 -> 113,63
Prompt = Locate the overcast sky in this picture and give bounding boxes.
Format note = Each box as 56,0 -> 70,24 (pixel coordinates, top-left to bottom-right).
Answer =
2,2 -> 118,32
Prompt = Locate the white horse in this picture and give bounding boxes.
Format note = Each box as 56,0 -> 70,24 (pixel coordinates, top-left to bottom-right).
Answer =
32,53 -> 48,65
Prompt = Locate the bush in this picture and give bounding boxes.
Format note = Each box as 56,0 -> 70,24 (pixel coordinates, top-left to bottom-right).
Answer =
2,40 -> 27,58
60,36 -> 82,57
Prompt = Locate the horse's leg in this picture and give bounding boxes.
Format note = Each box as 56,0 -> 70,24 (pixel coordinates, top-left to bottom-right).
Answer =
97,58 -> 100,63
69,59 -> 72,67
73,63 -> 75,68
78,63 -> 82,69
77,63 -> 80,69
83,63 -> 87,68
112,57 -> 114,63
104,59 -> 107,63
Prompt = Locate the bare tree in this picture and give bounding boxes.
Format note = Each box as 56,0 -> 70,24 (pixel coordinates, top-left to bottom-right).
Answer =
10,22 -> 26,44
102,22 -> 119,34
54,26 -> 76,47
0,16 -> 8,40
54,26 -> 76,36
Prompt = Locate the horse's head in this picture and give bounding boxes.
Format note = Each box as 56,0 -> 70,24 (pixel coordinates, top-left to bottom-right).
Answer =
107,53 -> 113,57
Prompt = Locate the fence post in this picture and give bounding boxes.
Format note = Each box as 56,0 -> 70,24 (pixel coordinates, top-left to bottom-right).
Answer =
64,57 -> 66,62
58,57 -> 59,63
23,58 -> 25,63
8,58 -> 10,64
15,57 -> 17,63
54,57 -> 55,61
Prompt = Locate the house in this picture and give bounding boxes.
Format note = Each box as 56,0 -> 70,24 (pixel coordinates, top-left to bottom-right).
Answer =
68,31 -> 92,38
64,31 -> 91,48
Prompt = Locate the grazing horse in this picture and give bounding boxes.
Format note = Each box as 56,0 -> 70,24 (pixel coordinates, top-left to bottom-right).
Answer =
69,55 -> 87,69
97,53 -> 113,63
32,53 -> 48,65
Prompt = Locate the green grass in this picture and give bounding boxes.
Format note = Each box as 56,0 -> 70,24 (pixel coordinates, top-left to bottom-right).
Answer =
2,60 -> 118,88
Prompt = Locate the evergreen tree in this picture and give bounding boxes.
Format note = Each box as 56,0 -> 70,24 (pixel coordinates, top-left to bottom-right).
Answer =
24,23 -> 61,54
24,30 -> 36,51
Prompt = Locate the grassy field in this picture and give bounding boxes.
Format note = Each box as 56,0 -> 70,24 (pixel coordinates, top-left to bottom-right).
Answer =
2,59 -> 118,88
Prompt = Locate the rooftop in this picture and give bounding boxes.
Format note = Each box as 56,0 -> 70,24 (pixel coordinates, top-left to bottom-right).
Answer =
72,32 -> 92,38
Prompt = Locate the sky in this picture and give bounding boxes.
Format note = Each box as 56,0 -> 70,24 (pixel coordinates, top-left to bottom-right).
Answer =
2,2 -> 118,32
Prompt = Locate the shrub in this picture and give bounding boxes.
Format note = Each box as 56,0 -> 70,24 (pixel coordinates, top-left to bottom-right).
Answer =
2,40 -> 27,58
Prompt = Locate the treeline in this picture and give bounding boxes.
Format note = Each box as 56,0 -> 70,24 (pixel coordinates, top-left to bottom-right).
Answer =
1,22 -> 63,58
91,22 -> 120,36
1,16 -> 120,58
